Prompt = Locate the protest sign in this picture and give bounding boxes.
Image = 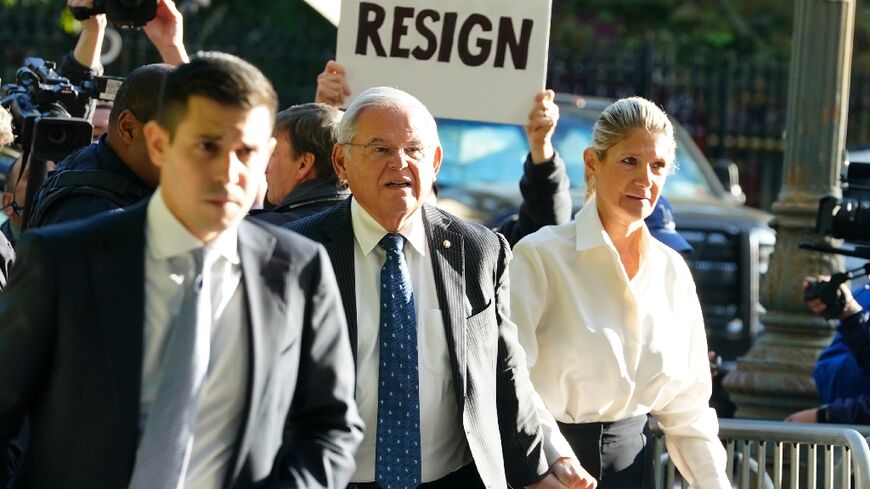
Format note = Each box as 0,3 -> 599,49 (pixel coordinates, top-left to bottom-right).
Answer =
336,0 -> 552,124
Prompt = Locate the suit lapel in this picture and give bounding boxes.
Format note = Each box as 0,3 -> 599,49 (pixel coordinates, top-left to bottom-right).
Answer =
93,202 -> 147,451
423,205 -> 466,411
320,200 -> 359,360
229,219 -> 283,483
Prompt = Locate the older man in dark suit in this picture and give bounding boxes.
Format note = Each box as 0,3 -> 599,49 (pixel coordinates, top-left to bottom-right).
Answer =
289,87 -> 595,489
0,52 -> 362,489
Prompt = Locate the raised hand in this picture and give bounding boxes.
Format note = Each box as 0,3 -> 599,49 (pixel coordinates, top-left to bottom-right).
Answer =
525,89 -> 559,164
143,0 -> 189,65
315,60 -> 351,108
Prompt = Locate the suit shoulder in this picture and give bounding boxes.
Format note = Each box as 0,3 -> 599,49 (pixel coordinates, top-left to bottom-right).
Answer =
244,216 -> 323,258
284,206 -> 333,241
24,203 -> 143,253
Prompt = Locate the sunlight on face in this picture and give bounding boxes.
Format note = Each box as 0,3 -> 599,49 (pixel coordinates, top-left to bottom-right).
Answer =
334,105 -> 442,232
146,95 -> 276,243
588,129 -> 674,230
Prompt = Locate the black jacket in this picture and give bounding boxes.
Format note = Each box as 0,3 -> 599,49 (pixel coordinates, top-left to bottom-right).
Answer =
27,135 -> 151,228
0,202 -> 363,488
251,178 -> 350,227
494,152 -> 572,248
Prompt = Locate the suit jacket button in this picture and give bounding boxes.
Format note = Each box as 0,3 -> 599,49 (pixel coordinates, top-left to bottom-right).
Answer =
443,240 -> 451,249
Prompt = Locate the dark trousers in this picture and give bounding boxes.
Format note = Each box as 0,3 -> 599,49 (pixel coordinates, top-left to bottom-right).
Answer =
558,414 -> 654,489
346,462 -> 484,489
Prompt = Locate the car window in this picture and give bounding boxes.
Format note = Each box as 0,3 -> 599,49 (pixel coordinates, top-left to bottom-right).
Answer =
437,119 -> 527,185
436,106 -> 716,200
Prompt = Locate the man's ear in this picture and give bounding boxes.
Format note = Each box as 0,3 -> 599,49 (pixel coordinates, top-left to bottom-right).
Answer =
143,120 -> 169,169
296,151 -> 316,182
1,193 -> 13,218
332,143 -> 348,182
431,145 -> 443,176
115,110 -> 140,145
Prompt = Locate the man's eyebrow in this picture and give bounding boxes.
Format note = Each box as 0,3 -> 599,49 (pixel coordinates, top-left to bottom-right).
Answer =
194,133 -> 222,141
363,137 -> 426,146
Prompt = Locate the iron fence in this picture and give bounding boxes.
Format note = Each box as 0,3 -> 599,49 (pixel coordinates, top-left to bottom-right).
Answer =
650,418 -> 870,489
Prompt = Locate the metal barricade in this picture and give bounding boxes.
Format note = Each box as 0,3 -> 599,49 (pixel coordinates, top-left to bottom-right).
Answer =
650,418 -> 870,489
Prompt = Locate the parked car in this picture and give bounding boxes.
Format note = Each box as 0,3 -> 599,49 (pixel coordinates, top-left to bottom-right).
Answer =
434,94 -> 775,363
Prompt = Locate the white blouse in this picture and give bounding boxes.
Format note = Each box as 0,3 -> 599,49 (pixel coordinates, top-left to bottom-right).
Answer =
510,199 -> 729,489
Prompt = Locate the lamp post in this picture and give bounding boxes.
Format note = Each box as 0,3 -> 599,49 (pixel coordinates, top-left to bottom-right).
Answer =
723,0 -> 856,419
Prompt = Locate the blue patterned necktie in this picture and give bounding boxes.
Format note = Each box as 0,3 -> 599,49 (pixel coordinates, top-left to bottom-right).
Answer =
130,248 -> 211,489
375,233 -> 421,489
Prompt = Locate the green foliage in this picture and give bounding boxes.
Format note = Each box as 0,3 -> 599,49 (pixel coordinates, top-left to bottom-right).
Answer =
551,0 -> 794,62
58,8 -> 79,35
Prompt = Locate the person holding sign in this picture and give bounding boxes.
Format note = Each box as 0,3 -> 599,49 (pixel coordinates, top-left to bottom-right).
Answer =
314,60 -> 572,248
510,97 -> 730,489
290,86 -> 596,489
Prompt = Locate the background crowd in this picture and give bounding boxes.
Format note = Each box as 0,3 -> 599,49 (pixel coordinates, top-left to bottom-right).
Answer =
0,1 -> 868,489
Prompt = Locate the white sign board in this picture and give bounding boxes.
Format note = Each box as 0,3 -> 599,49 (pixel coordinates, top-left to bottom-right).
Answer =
336,0 -> 552,125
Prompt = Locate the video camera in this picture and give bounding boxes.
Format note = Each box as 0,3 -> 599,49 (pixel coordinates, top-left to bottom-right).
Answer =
0,57 -> 123,162
71,0 -> 157,29
816,159 -> 870,247
799,158 -> 870,318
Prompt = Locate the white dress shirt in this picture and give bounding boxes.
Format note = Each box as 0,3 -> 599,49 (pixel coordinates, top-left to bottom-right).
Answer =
510,199 -> 730,489
142,189 -> 249,489
349,199 -> 471,483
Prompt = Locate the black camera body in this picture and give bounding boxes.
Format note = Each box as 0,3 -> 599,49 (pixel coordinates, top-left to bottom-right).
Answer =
71,0 -> 157,28
816,160 -> 870,244
0,57 -> 122,162
804,158 -> 870,318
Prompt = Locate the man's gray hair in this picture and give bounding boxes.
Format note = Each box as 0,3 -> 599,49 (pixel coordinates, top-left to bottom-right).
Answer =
338,87 -> 440,147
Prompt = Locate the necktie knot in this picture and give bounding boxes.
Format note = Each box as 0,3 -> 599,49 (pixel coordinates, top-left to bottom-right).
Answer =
190,248 -> 205,292
379,233 -> 405,254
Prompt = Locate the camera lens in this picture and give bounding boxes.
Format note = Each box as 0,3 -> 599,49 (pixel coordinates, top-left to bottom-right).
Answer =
45,126 -> 70,147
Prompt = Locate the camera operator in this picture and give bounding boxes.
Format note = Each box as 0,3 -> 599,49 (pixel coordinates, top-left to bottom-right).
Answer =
26,0 -> 189,228
63,0 -> 188,141
27,63 -> 173,228
785,277 -> 870,424
66,0 -> 189,68
0,107 -> 15,291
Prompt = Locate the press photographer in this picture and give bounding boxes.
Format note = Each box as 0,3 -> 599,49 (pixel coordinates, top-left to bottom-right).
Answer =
786,157 -> 870,424
71,0 -> 156,28
1,57 -> 116,161
68,0 -> 189,66
798,157 -> 870,318
25,62 -> 173,228
1,56 -> 122,229
25,0 -> 188,229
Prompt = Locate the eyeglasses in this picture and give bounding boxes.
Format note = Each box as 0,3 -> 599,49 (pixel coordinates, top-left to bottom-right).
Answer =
342,142 -> 429,163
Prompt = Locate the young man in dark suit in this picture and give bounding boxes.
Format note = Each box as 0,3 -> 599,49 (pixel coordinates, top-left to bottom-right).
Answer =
289,87 -> 595,489
0,52 -> 363,489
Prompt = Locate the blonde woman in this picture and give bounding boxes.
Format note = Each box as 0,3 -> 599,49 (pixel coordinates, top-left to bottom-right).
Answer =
510,97 -> 729,489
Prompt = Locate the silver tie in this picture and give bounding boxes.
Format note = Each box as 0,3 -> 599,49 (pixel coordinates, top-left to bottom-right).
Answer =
130,248 -> 211,489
